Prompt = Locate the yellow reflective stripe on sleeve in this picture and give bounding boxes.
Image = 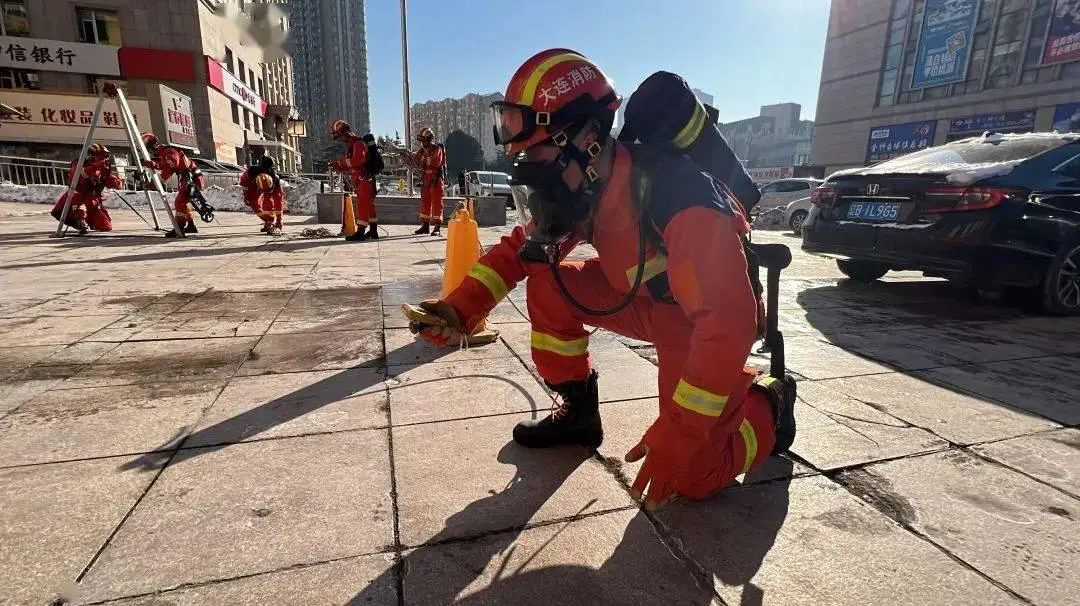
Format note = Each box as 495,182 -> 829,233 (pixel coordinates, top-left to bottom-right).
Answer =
624,252 -> 668,287
673,102 -> 707,149
520,52 -> 584,105
672,378 -> 729,417
466,262 -> 509,302
739,418 -> 759,474
531,331 -> 589,357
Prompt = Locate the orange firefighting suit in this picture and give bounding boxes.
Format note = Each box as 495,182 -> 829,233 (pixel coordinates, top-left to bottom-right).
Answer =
143,146 -> 204,229
332,134 -> 377,227
51,158 -> 119,232
239,168 -> 285,229
442,146 -> 777,500
413,143 -> 445,224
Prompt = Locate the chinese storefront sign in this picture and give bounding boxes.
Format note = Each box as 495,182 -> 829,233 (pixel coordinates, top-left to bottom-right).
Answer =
746,166 -> 794,182
1042,0 -> 1080,65
205,56 -> 267,117
0,35 -> 120,75
865,121 -> 937,164
0,91 -> 151,145
912,0 -> 979,89
948,110 -> 1036,134
1052,102 -> 1080,133
159,85 -> 197,149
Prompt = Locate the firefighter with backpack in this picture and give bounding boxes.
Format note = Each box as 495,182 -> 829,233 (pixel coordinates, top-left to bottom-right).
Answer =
403,49 -> 797,511
330,120 -> 382,241
140,132 -> 213,237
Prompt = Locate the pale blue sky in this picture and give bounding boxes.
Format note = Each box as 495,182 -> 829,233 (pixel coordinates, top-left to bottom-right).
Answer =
363,0 -> 833,137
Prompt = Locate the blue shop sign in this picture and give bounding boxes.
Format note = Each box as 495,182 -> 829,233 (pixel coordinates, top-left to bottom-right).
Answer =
912,0 -> 980,89
865,120 -> 937,164
948,110 -> 1036,134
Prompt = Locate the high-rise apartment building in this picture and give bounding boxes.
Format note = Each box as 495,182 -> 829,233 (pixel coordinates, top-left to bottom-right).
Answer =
411,92 -> 504,160
288,0 -> 370,170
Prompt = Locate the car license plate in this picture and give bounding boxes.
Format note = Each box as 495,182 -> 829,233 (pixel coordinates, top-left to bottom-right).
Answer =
847,201 -> 901,221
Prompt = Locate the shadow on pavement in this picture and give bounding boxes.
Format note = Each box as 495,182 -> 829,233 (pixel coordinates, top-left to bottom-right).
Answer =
1,239 -> 339,270
346,450 -> 791,605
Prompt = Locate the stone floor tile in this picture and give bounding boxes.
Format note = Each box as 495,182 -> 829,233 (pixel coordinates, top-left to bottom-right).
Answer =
238,330 -> 383,375
284,285 -> 382,310
973,429 -> 1080,498
65,336 -> 257,388
0,314 -> 125,345
186,368 -> 387,447
820,373 -> 1059,445
655,474 -> 1018,606
37,341 -> 119,366
915,356 -> 1080,426
0,344 -> 63,378
0,455 -> 167,605
0,380 -> 224,466
101,554 -> 398,605
785,338 -> 894,379
790,380 -> 948,471
392,414 -> 633,547
840,450 -> 1080,605
399,509 -> 717,605
176,289 -> 295,314
78,431 -> 394,602
128,313 -> 274,340
824,326 -> 1045,370
387,358 -> 549,425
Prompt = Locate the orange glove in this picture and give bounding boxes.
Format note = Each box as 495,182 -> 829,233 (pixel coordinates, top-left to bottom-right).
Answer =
624,415 -> 708,510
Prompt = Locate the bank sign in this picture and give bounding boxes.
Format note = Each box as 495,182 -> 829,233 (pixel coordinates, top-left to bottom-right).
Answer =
912,0 -> 980,89
0,35 -> 121,76
865,120 -> 936,164
205,56 -> 266,117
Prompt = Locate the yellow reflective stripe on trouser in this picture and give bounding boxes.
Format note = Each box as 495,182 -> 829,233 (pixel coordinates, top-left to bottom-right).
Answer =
739,418 -> 759,474
531,331 -> 589,357
672,378 -> 729,416
520,52 -> 585,105
466,262 -> 509,302
624,252 -> 668,287
674,102 -> 707,149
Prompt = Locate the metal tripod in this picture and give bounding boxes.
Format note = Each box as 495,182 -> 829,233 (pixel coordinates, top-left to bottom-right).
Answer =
52,83 -> 183,238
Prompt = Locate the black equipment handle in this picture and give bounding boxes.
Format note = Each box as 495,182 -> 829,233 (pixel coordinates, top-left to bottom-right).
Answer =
747,243 -> 791,379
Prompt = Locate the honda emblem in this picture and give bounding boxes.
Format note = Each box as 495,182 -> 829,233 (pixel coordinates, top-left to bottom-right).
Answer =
866,184 -> 880,195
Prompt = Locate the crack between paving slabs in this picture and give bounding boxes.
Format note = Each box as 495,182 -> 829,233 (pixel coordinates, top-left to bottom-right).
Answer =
964,447 -> 1080,502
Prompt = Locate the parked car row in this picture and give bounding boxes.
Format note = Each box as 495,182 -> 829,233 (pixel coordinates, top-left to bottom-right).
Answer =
788,132 -> 1080,315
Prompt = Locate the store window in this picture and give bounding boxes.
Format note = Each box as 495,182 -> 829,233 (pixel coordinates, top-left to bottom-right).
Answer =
237,59 -> 246,84
986,0 -> 1031,88
77,8 -> 122,46
0,67 -> 33,89
1,0 -> 29,36
224,47 -> 234,74
231,101 -> 240,126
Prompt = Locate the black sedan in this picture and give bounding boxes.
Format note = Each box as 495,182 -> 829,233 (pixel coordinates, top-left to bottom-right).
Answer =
802,132 -> 1080,315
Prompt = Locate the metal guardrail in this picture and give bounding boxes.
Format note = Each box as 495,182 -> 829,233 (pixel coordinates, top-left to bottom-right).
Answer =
0,155 -> 70,186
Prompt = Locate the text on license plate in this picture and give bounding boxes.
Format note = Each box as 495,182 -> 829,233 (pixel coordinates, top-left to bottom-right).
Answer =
847,201 -> 901,221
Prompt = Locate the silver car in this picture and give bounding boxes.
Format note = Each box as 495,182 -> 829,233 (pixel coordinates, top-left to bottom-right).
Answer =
755,178 -> 823,214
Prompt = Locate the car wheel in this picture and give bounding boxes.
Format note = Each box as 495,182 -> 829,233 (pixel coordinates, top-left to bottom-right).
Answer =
837,259 -> 890,282
789,210 -> 808,234
1040,239 -> 1080,316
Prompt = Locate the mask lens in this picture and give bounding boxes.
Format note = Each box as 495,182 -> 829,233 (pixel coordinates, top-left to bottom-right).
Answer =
491,103 -> 530,148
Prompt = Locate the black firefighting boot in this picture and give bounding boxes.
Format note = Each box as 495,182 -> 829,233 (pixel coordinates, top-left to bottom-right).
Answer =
414,222 -> 430,235
513,370 -> 603,449
430,222 -> 442,236
753,374 -> 798,455
184,221 -> 198,234
345,226 -> 369,242
367,222 -> 380,240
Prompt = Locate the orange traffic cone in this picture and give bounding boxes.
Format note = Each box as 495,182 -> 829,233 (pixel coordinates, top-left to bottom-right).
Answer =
442,198 -> 482,297
342,194 -> 357,237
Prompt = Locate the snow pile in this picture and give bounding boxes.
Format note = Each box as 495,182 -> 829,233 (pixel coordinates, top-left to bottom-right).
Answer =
751,207 -> 787,231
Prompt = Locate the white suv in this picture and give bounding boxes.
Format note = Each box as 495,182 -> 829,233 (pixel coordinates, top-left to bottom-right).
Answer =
755,178 -> 822,214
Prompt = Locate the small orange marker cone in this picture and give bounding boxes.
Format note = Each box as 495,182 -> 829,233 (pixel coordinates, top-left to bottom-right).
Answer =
442,198 -> 482,298
342,194 -> 358,237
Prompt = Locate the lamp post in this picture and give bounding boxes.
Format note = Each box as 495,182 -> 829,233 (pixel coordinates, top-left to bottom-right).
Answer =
400,0 -> 414,196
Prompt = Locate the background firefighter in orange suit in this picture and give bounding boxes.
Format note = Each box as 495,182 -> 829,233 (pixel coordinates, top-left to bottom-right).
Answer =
411,126 -> 445,236
140,132 -> 204,237
406,49 -> 796,511
240,149 -> 285,235
329,119 -> 379,241
51,143 -> 120,234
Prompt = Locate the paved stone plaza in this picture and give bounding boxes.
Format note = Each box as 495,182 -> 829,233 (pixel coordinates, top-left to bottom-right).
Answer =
0,203 -> 1077,605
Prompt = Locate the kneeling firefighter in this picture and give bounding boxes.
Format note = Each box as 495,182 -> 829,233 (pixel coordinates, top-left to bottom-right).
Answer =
408,49 -> 797,510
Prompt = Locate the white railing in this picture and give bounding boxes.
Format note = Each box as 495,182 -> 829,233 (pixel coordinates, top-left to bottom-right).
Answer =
0,155 -> 70,186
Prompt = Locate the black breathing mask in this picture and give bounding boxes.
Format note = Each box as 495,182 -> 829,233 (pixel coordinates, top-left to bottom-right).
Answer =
510,155 -> 593,264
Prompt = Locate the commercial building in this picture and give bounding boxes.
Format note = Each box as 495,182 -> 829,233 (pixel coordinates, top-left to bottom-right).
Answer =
719,102 -> 815,174
812,0 -> 1080,174
0,0 -> 304,171
288,0 -> 370,170
411,92 -> 504,160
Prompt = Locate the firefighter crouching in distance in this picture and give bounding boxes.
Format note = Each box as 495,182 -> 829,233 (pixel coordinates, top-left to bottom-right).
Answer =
51,143 -> 120,234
